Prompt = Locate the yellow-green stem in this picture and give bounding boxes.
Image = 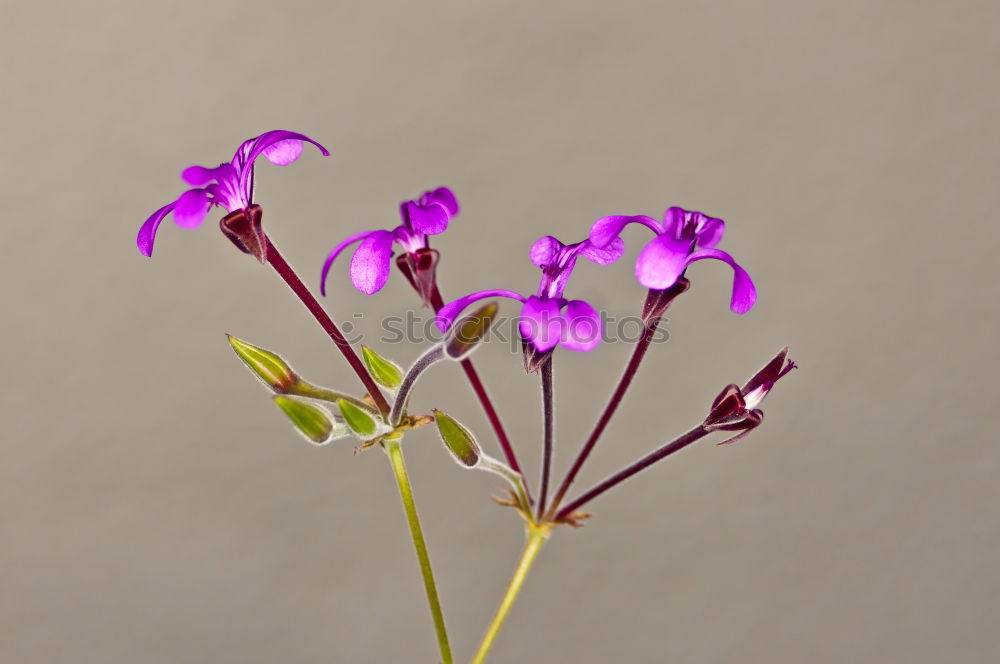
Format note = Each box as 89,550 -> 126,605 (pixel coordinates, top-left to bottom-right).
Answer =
384,438 -> 453,664
471,525 -> 550,664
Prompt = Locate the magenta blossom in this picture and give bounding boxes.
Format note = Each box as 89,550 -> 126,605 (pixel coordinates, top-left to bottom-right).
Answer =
320,187 -> 459,297
136,130 -> 329,257
436,235 -> 624,353
589,206 -> 756,314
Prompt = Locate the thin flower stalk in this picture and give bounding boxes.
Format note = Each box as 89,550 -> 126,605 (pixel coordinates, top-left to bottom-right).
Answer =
384,437 -> 453,664
265,237 -> 391,416
537,359 -> 555,520
555,425 -> 710,522
470,525 -> 550,664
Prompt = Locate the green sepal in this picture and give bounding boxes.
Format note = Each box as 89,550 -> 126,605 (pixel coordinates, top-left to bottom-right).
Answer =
273,396 -> 347,446
361,345 -> 404,390
432,409 -> 481,467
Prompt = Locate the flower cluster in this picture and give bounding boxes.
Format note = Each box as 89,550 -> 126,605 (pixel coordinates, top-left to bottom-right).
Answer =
136,129 -> 794,664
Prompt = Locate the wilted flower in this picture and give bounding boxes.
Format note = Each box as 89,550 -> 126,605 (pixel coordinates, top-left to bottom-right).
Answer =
704,347 -> 796,443
589,206 -> 756,313
320,187 -> 459,298
136,130 -> 328,257
437,235 -> 623,354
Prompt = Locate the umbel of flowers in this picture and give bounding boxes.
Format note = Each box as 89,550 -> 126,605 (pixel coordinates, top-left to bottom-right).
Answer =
137,130 -> 794,664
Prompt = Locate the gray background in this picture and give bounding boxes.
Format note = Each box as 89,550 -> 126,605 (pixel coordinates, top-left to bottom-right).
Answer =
2,1 -> 998,662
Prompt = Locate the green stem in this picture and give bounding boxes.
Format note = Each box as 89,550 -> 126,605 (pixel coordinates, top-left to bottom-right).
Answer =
384,437 -> 453,664
471,525 -> 549,664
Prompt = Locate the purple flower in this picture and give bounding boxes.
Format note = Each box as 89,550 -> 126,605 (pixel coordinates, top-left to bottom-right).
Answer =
320,187 -> 459,297
136,130 -> 329,257
589,206 -> 756,314
436,235 -> 623,353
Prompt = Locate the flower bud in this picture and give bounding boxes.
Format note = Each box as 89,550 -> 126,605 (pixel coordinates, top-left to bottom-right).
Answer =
273,396 -> 346,446
337,398 -> 389,441
361,346 -> 403,391
432,409 -> 481,467
228,334 -> 298,392
444,302 -> 498,361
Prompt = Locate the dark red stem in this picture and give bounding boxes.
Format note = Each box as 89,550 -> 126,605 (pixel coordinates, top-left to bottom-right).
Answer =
545,314 -> 659,519
429,283 -> 526,481
554,425 -> 709,521
537,358 -> 555,520
264,236 -> 391,416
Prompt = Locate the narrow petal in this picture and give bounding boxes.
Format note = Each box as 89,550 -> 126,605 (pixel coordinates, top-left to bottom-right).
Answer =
519,296 -> 562,353
172,188 -> 211,228
686,248 -> 758,314
529,236 -> 562,267
634,233 -> 691,290
136,202 -> 176,257
406,201 -> 449,235
350,230 -> 395,295
437,289 -> 525,332
589,215 -> 661,248
579,237 -> 625,265
425,187 -> 459,216
560,299 -> 602,351
320,231 -> 375,296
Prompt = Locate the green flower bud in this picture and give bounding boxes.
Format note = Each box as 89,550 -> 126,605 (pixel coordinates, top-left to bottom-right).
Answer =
432,409 -> 481,467
361,345 -> 404,390
273,396 -> 346,446
228,334 -> 298,391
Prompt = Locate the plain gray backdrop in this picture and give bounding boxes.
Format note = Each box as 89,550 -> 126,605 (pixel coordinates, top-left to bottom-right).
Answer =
2,1 -> 998,662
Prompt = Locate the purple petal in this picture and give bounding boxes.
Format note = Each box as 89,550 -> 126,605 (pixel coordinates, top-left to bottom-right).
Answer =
406,201 -> 449,235
695,214 -> 725,248
519,296 -> 563,353
529,236 -> 562,267
424,187 -> 459,216
181,164 -> 232,186
589,215 -> 661,248
686,248 -> 757,314
136,202 -> 176,257
233,130 -> 330,200
350,230 -> 395,295
634,233 -> 692,290
320,231 -> 375,296
579,237 -> 625,265
663,207 -> 687,238
172,188 -> 211,228
437,289 -> 525,332
560,299 -> 602,351
261,139 -> 304,165
235,130 -> 330,166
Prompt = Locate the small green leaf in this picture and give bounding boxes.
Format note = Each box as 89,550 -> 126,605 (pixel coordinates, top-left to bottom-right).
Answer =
337,398 -> 379,439
432,409 -> 481,467
444,302 -> 499,360
228,335 -> 298,391
274,396 -> 336,445
361,346 -> 404,390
